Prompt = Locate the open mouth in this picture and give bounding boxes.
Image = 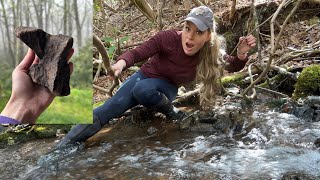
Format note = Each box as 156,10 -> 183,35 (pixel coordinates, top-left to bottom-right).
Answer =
186,42 -> 194,49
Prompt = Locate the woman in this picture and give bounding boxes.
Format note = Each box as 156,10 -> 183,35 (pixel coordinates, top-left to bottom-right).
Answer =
57,6 -> 256,147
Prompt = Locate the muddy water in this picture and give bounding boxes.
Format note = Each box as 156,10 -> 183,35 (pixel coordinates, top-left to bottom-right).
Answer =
1,111 -> 320,180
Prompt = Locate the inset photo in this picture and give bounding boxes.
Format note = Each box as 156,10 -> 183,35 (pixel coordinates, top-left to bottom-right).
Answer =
0,0 -> 93,124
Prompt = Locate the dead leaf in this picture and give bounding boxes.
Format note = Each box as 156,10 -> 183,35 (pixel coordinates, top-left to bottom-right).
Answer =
290,35 -> 300,45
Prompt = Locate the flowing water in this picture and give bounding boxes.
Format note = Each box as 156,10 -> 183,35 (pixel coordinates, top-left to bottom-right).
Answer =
1,110 -> 320,179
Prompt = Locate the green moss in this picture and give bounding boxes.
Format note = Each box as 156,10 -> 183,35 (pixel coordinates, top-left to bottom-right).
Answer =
307,16 -> 319,26
293,65 -> 320,100
222,73 -> 245,86
0,125 -> 73,147
0,131 -> 37,147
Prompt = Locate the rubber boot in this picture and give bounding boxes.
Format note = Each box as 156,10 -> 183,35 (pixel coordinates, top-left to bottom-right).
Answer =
152,94 -> 187,122
55,114 -> 103,148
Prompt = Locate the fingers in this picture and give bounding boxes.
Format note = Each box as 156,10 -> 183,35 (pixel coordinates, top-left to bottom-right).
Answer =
16,48 -> 35,71
239,36 -> 245,43
69,62 -> 74,74
245,35 -> 256,47
32,55 -> 40,65
66,48 -> 74,74
114,70 -> 120,77
66,48 -> 74,62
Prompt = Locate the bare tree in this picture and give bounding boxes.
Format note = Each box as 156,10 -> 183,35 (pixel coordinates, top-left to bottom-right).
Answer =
73,0 -> 82,47
31,0 -> 44,29
0,0 -> 15,67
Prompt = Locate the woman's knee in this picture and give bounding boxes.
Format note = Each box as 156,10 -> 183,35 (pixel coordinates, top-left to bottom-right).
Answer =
132,82 -> 161,105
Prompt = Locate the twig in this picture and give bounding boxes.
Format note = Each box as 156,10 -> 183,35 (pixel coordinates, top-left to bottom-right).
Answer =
255,86 -> 289,98
191,0 -> 205,6
229,0 -> 237,24
251,0 -> 262,65
269,64 -> 297,80
93,34 -> 120,96
242,0 -> 302,96
172,88 -> 200,105
94,63 -> 102,82
230,9 -> 274,55
275,49 -> 320,65
93,84 -> 110,95
122,42 -> 143,49
246,63 -> 257,99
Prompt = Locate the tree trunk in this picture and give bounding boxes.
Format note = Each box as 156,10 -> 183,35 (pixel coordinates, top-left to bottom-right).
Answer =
130,0 -> 155,21
0,0 -> 15,68
44,0 -> 52,31
32,0 -> 43,29
63,0 -> 67,35
68,1 -> 73,36
73,0 -> 82,48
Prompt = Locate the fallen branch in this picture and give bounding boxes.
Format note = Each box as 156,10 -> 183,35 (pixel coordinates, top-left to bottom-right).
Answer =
94,63 -> 102,82
229,0 -> 237,23
93,84 -> 110,95
93,34 -> 120,96
274,49 -> 320,65
173,88 -> 200,105
269,64 -> 297,80
255,86 -> 289,98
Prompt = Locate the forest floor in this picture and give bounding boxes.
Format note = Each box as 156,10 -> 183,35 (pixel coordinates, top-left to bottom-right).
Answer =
93,0 -> 320,104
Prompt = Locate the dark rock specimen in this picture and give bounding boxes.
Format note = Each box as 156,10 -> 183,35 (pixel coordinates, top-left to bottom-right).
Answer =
15,26 -> 73,96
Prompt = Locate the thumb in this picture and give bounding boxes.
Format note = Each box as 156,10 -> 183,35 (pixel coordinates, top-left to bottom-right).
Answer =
114,69 -> 120,77
16,48 -> 35,72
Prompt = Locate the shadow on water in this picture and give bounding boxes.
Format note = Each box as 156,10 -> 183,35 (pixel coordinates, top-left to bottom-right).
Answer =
1,109 -> 320,179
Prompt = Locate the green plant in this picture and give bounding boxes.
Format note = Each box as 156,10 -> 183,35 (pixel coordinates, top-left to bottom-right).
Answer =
104,35 -> 130,61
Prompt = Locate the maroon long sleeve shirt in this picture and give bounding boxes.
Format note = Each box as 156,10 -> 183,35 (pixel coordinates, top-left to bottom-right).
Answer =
118,30 -> 247,86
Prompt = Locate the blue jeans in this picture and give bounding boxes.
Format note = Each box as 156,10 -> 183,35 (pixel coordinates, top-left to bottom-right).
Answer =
94,70 -> 178,125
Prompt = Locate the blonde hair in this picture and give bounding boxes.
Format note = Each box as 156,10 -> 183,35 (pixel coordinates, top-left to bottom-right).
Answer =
196,30 -> 224,106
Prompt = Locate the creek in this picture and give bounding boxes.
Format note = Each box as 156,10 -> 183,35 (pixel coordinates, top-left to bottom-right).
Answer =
1,100 -> 320,179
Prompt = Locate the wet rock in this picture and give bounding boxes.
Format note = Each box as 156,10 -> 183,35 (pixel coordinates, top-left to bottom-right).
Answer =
179,112 -> 198,130
15,26 -> 73,96
147,126 -> 158,135
293,105 -> 314,120
304,96 -> 320,107
185,102 -> 245,133
294,96 -> 320,122
314,138 -> 320,148
281,171 -> 317,180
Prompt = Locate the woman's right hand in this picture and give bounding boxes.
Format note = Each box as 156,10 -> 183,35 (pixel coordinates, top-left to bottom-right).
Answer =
111,59 -> 126,77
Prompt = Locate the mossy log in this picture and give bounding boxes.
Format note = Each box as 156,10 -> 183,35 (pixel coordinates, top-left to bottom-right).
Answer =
0,125 -> 72,147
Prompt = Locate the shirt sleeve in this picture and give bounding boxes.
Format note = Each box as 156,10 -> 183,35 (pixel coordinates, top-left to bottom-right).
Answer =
117,31 -> 168,69
223,54 -> 248,72
0,115 -> 20,124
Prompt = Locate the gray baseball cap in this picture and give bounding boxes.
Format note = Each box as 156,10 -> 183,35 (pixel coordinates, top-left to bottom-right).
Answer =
183,6 -> 213,31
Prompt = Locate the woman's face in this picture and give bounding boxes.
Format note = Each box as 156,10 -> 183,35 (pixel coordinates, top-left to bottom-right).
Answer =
181,21 -> 211,56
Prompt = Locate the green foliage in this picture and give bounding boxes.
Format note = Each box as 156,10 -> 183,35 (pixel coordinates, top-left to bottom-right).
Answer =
37,88 -> 92,124
104,35 -> 130,61
0,90 -> 11,112
0,62 -> 13,90
293,65 -> 320,99
70,40 -> 92,88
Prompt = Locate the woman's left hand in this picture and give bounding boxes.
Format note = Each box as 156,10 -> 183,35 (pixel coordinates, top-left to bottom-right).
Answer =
237,34 -> 256,55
